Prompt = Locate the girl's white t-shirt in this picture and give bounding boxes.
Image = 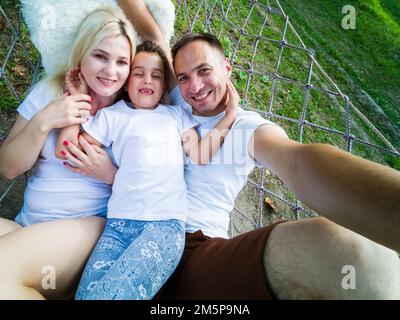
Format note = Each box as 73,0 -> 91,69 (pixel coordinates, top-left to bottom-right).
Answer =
82,100 -> 197,222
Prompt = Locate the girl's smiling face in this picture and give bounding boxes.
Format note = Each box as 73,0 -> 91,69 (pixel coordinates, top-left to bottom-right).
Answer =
127,51 -> 165,110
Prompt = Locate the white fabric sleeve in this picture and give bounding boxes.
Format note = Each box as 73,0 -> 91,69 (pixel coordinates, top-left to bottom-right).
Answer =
16,81 -> 54,121
234,111 -> 286,168
81,108 -> 113,147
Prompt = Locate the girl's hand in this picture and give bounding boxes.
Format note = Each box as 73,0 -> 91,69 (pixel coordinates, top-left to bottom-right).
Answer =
224,80 -> 239,119
66,66 -> 89,95
60,135 -> 117,185
36,93 -> 91,132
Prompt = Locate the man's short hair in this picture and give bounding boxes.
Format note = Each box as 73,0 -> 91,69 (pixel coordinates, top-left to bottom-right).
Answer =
171,33 -> 225,64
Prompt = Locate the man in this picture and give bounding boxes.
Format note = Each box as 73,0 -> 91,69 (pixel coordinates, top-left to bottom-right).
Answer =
120,5 -> 400,299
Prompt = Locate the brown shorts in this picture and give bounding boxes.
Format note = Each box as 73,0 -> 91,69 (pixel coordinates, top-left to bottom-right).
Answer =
154,220 -> 288,300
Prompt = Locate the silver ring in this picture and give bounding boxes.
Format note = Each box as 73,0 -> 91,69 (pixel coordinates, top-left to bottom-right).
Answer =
79,110 -> 82,117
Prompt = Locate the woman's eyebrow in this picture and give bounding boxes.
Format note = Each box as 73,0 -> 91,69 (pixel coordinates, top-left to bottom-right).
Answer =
92,49 -> 129,60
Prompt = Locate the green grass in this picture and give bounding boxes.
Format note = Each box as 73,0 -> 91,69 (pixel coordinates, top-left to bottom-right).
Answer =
278,0 -> 400,156
0,0 -> 40,114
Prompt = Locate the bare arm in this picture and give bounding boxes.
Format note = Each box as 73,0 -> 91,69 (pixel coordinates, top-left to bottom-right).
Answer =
182,82 -> 238,164
182,112 -> 236,165
249,124 -> 400,251
118,0 -> 164,46
55,125 -> 81,159
118,0 -> 176,89
0,115 -> 45,179
55,68 -> 90,159
0,94 -> 91,180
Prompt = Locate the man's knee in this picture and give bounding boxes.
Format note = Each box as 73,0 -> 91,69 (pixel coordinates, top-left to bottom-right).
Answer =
264,217 -> 400,299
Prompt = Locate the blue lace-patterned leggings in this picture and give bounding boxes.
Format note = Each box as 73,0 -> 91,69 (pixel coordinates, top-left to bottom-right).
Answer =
75,218 -> 185,300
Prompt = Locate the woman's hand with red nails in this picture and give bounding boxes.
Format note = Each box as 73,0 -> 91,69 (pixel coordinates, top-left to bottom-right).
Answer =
62,134 -> 117,185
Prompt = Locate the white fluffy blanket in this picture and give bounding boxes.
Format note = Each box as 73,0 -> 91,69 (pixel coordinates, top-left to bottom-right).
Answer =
20,0 -> 175,76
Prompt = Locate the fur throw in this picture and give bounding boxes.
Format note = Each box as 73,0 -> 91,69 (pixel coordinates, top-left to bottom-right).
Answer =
20,0 -> 175,75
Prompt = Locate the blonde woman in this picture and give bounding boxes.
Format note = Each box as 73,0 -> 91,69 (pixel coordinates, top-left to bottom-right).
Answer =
0,3 -> 164,299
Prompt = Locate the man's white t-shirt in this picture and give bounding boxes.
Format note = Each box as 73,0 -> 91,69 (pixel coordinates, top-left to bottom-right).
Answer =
170,86 -> 286,238
82,100 -> 197,222
15,81 -> 112,226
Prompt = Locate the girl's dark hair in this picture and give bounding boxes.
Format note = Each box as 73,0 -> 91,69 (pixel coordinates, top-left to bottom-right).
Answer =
135,41 -> 171,102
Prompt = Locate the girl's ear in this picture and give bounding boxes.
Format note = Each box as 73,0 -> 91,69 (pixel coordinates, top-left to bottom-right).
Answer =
225,57 -> 232,77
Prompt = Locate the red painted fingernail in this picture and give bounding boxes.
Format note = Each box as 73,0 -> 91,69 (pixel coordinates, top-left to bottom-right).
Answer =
63,140 -> 69,147
63,162 -> 68,166
78,134 -> 81,139
61,150 -> 67,156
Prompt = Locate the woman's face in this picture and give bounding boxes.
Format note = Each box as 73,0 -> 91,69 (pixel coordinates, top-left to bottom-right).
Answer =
80,35 -> 131,98
127,51 -> 165,110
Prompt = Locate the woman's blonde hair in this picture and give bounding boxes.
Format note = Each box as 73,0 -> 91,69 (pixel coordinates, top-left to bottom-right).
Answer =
49,6 -> 137,96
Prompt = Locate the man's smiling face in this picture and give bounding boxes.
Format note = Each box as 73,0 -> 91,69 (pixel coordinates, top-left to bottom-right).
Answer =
174,40 -> 231,116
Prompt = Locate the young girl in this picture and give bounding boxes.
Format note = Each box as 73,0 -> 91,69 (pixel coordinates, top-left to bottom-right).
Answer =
68,41 -> 238,300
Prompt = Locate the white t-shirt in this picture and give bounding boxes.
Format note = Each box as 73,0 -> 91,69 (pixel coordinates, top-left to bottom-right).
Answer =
82,100 -> 197,221
15,81 -> 113,226
170,86 -> 286,238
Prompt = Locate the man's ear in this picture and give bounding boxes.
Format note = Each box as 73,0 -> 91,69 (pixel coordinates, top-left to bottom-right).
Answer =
225,58 -> 232,77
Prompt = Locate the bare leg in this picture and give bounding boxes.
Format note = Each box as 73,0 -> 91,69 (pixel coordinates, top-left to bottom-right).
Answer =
0,216 -> 105,300
0,217 -> 22,236
264,217 -> 400,299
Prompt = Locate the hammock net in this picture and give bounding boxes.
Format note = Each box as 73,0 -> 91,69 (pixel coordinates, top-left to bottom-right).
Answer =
1,0 -> 399,237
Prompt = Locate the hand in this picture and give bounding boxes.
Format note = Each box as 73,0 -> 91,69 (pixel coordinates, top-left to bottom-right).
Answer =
36,93 -> 91,132
66,66 -> 89,96
224,80 -> 239,118
55,124 -> 82,160
60,135 -> 117,185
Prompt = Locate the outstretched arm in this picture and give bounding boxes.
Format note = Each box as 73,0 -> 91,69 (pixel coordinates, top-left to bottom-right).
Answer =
249,125 -> 400,251
118,0 -> 176,89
